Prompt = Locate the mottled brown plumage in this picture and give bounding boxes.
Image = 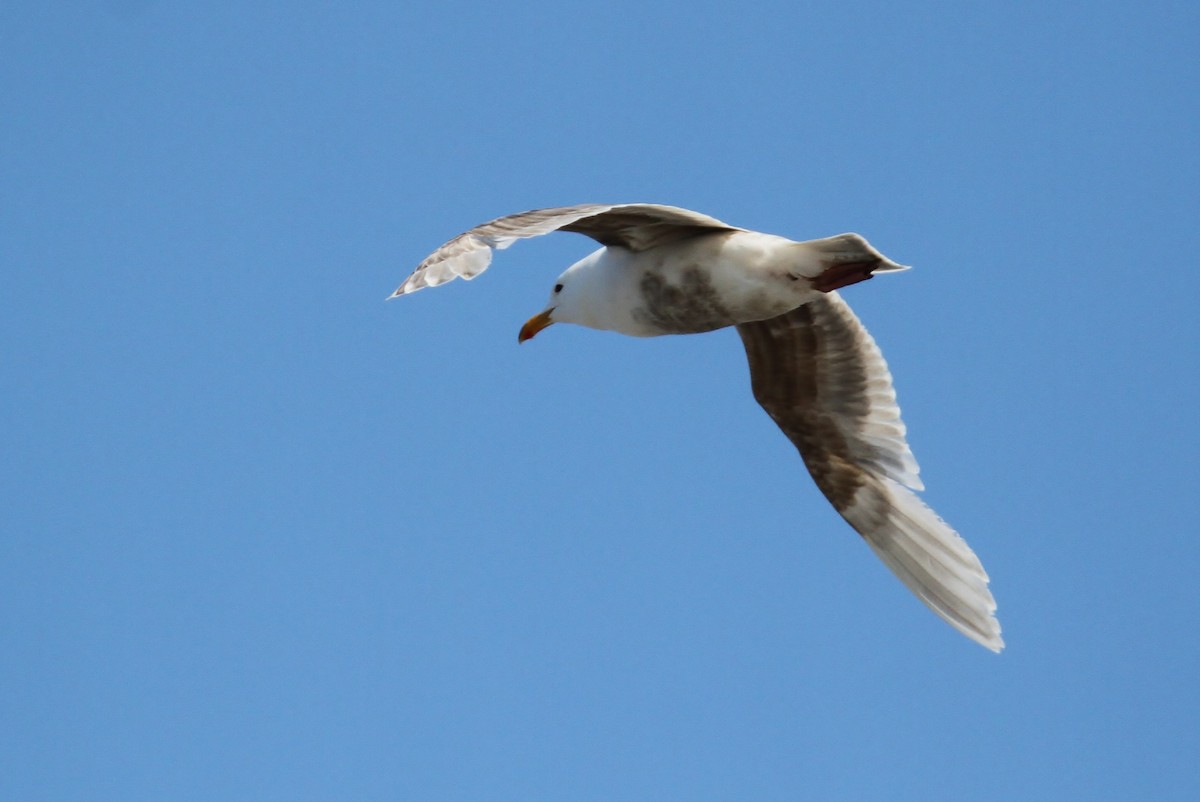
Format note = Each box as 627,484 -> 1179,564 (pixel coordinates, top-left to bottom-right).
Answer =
738,303 -> 867,511
737,294 -> 917,511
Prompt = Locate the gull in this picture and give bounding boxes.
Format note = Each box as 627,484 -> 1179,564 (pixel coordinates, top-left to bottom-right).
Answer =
392,203 -> 1002,651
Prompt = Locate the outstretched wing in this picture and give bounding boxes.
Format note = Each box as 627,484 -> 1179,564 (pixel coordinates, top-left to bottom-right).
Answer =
736,294 -> 1003,651
390,203 -> 738,298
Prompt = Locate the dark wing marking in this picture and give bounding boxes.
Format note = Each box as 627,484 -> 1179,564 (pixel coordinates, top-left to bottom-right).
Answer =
557,205 -> 736,250
390,203 -> 738,298
736,294 -> 1002,651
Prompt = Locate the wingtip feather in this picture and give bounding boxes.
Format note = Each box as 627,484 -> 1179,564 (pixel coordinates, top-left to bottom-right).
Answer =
849,477 -> 1003,652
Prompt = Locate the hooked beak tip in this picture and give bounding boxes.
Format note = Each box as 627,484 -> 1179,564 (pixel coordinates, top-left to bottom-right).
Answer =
518,309 -> 555,343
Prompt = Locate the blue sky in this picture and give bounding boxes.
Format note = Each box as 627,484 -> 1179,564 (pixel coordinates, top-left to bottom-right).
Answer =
3,2 -> 1198,799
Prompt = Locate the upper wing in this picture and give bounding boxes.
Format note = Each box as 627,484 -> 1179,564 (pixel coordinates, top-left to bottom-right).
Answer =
736,294 -> 1003,651
390,203 -> 738,298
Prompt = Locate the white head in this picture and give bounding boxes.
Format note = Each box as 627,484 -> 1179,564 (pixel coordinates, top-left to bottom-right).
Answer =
517,250 -> 613,342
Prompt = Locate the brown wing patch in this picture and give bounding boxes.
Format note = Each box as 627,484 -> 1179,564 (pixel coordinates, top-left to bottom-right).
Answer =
736,301 -> 871,513
561,210 -> 732,251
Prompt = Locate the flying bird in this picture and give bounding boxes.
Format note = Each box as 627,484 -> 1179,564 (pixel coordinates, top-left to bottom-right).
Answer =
392,203 -> 1002,652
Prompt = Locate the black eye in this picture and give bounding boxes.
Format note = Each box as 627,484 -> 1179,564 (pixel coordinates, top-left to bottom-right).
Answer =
554,283 -> 563,293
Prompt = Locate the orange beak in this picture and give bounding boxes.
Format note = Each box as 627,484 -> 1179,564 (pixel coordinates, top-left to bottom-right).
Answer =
518,309 -> 555,343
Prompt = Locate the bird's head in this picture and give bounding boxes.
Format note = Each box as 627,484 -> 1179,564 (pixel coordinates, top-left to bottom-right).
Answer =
517,275 -> 567,343
518,253 -> 605,342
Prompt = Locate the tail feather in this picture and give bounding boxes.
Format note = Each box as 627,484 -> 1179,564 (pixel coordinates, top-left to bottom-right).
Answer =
796,232 -> 911,274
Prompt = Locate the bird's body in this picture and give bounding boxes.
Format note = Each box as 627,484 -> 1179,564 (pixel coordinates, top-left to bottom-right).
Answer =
547,230 -> 859,338
392,203 -> 1003,652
